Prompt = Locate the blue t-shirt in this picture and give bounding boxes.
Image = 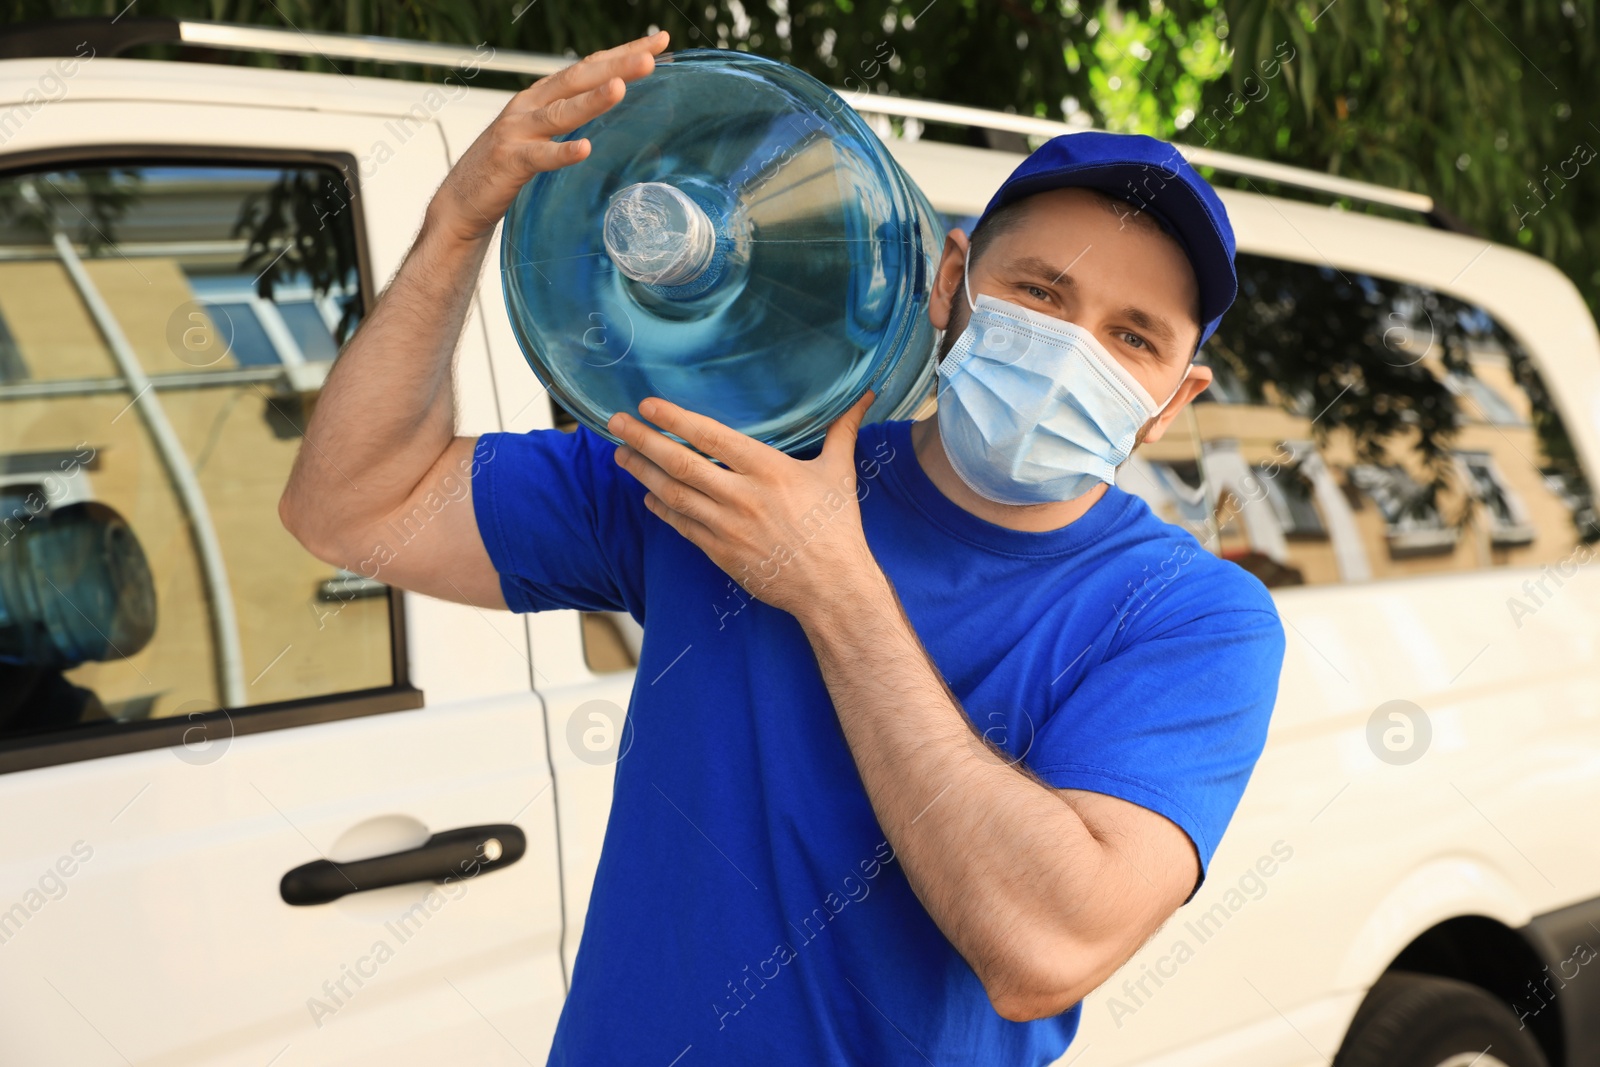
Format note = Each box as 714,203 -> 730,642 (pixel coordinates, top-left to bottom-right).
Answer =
472,417 -> 1285,1066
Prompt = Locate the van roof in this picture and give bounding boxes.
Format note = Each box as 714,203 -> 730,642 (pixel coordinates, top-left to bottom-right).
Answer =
0,15 -> 1452,225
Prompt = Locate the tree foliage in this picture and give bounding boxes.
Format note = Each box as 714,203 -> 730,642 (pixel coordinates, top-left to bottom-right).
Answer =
1162,1 -> 1600,304
7,1 -> 1595,312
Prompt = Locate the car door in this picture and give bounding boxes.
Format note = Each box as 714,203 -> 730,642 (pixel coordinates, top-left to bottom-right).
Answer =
435,85 -> 655,984
0,64 -> 566,1066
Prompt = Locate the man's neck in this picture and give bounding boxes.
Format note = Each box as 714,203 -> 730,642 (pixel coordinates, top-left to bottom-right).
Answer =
908,416 -> 1109,533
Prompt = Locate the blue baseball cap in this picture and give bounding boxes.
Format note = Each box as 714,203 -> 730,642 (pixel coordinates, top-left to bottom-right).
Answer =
974,130 -> 1238,348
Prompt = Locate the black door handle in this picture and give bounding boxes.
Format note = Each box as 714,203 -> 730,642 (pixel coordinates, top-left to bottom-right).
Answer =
280,823 -> 526,906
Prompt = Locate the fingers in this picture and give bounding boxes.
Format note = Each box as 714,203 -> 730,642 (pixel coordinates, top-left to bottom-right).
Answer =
508,136 -> 592,181
583,29 -> 670,64
821,390 -> 875,464
609,408 -> 736,497
504,73 -> 626,178
435,35 -> 667,243
504,32 -> 665,175
526,75 -> 627,138
634,397 -> 767,475
613,443 -> 718,525
524,31 -> 666,110
641,489 -> 716,547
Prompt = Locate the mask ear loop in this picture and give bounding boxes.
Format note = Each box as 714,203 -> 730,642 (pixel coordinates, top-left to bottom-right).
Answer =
930,242 -> 977,378
1149,366 -> 1193,420
962,240 -> 976,312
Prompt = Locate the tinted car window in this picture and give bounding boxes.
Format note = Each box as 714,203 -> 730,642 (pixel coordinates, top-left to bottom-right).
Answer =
0,161 -> 389,740
1123,252 -> 1598,587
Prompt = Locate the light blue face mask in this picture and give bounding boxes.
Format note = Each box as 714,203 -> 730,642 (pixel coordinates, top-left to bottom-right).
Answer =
935,244 -> 1189,506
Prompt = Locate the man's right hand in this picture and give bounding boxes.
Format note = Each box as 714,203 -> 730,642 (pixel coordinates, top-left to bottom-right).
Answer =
428,30 -> 670,245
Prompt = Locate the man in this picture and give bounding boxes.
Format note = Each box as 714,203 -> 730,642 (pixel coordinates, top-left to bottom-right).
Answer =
279,30 -> 1285,1065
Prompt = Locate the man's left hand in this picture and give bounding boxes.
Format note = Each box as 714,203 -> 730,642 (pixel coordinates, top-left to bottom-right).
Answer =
608,391 -> 879,620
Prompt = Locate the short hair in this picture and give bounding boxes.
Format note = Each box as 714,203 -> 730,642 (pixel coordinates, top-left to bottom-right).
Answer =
966,197 -> 1034,269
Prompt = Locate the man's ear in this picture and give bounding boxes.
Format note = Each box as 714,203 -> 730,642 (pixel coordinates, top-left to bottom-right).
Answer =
1140,363 -> 1212,445
929,228 -> 971,332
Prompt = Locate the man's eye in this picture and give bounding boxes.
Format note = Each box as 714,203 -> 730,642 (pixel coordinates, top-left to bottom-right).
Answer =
1022,284 -> 1050,301
1120,331 -> 1148,350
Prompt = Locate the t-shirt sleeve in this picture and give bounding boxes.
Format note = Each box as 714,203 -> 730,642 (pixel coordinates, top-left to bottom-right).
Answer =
471,424 -> 649,620
1026,599 -> 1285,904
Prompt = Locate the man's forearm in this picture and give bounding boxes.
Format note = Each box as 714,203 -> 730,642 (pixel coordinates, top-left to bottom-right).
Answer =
279,205 -> 491,558
796,566 -> 1116,1019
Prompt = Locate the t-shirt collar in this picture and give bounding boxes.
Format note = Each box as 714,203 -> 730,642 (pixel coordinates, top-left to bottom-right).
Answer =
872,418 -> 1137,557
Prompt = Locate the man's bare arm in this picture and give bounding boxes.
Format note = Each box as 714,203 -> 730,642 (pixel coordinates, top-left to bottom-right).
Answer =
278,32 -> 670,607
281,223 -> 502,606
799,573 -> 1200,1023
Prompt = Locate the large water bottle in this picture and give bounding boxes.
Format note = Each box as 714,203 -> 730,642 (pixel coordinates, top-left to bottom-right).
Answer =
0,502 -> 155,669
500,49 -> 943,455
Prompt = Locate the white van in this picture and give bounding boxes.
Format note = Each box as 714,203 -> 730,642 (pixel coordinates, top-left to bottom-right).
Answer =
1,19 -> 1596,1067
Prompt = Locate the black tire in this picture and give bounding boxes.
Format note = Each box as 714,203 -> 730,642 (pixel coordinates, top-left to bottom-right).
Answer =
1333,971 -> 1549,1067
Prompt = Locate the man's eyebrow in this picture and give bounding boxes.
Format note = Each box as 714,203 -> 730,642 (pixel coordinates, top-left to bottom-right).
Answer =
1121,304 -> 1178,348
1009,255 -> 1080,288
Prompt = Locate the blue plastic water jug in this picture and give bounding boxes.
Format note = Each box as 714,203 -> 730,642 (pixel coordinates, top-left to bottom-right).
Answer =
0,502 -> 155,669
500,49 -> 943,455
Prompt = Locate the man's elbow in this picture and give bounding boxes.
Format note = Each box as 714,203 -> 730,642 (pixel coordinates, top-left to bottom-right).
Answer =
278,487 -> 347,568
986,981 -> 1083,1025
981,947 -> 1094,1024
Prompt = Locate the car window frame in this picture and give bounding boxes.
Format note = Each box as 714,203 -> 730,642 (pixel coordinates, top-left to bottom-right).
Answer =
0,142 -> 420,776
